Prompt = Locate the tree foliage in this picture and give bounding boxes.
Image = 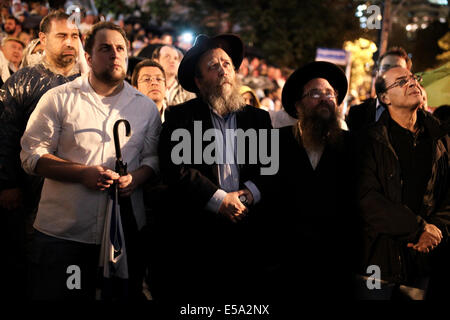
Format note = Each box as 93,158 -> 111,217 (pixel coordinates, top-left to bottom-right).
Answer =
436,31 -> 450,63
180,0 -> 364,69
95,0 -> 133,17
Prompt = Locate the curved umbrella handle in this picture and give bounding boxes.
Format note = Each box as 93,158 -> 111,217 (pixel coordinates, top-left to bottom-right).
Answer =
113,119 -> 131,161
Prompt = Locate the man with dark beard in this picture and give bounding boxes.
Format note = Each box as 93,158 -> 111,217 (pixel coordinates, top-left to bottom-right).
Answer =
156,34 -> 274,300
271,61 -> 357,301
20,22 -> 161,300
0,10 -> 82,300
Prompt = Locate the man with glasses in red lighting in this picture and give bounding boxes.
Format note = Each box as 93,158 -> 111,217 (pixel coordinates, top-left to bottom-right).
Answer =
355,66 -> 450,300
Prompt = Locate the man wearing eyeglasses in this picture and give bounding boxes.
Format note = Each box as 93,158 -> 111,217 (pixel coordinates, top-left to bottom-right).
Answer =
355,66 -> 450,300
269,61 -> 357,300
132,59 -> 168,121
347,46 -> 412,132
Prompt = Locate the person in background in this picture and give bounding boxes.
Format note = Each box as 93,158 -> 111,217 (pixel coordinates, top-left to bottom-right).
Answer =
2,15 -> 21,39
152,44 -> 195,106
0,36 -> 24,83
240,85 -> 261,108
347,46 -> 412,132
132,59 -> 167,121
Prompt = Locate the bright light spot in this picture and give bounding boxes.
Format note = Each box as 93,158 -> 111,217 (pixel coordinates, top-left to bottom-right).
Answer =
361,23 -> 367,28
406,24 -> 412,31
377,14 -> 382,21
357,4 -> 367,11
360,16 -> 367,22
427,0 -> 448,5
421,23 -> 428,29
180,32 -> 194,44
439,17 -> 446,23
355,11 -> 363,17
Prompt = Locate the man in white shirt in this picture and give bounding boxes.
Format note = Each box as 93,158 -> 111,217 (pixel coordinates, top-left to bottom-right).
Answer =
21,21 -> 161,300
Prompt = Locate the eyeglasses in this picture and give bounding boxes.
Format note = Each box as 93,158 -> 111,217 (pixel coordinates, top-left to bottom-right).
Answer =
138,76 -> 165,84
385,75 -> 422,91
301,89 -> 338,100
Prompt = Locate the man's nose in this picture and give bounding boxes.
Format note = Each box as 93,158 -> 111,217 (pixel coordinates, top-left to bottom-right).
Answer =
217,63 -> 228,76
408,79 -> 418,88
110,47 -> 121,58
63,36 -> 74,46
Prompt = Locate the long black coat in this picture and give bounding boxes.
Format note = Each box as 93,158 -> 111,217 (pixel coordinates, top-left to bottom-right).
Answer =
268,126 -> 358,300
154,98 -> 274,300
356,109 -> 450,288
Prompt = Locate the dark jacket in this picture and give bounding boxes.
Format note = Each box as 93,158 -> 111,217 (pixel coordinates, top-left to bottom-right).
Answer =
268,126 -> 358,299
357,109 -> 450,284
154,98 -> 274,299
346,98 -> 377,132
0,64 -> 79,206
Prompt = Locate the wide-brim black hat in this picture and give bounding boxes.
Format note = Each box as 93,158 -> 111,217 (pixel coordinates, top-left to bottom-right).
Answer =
178,34 -> 244,93
282,61 -> 348,119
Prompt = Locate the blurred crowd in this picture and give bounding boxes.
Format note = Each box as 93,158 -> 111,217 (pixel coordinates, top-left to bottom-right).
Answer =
0,1 -> 295,120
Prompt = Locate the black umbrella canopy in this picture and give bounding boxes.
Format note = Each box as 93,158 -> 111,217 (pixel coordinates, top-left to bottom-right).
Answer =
125,56 -> 144,84
136,43 -> 164,59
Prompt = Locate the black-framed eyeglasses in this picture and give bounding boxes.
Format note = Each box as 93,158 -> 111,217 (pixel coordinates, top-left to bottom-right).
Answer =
385,75 -> 422,91
301,89 -> 338,100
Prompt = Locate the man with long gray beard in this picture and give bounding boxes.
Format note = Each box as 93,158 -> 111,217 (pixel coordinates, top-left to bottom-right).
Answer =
156,34 -> 274,300
270,61 -> 358,300
20,22 -> 161,300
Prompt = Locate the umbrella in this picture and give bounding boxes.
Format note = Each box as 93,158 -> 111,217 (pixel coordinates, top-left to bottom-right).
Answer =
137,43 -> 163,59
417,62 -> 450,108
99,119 -> 133,298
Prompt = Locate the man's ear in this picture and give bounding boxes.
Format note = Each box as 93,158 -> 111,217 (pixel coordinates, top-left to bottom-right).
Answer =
294,101 -> 302,117
379,92 -> 390,106
85,51 -> 92,68
194,77 -> 201,91
38,32 -> 46,47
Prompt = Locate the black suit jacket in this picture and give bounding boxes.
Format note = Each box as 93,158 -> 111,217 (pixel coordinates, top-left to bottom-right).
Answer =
159,97 -> 273,212
346,97 -> 377,132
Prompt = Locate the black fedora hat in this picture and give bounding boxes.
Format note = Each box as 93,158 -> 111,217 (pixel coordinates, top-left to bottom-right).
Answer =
178,33 -> 244,93
282,61 -> 348,119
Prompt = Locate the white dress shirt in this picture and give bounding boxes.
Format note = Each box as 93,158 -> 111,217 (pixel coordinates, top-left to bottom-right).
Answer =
21,74 -> 161,244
